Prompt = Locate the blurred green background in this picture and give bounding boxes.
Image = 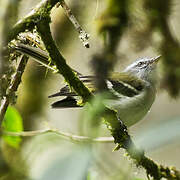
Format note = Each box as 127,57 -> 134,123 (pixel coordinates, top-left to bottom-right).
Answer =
1,0 -> 180,179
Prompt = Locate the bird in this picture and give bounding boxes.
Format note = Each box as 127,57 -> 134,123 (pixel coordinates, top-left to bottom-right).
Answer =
13,43 -> 160,127
48,56 -> 160,127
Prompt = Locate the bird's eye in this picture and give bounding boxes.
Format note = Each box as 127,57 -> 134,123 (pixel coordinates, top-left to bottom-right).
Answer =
137,62 -> 143,66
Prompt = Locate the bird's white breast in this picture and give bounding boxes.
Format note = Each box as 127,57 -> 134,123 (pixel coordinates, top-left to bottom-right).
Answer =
104,86 -> 156,127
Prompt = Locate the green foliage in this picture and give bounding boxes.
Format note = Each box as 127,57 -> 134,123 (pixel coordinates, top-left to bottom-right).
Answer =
2,106 -> 23,149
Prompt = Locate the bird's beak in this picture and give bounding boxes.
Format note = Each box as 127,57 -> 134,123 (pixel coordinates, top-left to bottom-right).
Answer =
150,55 -> 161,64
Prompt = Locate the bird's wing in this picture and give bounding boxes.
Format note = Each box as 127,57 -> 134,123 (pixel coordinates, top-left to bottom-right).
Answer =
107,72 -> 145,97
48,75 -> 96,98
51,96 -> 81,108
49,72 -> 145,99
48,76 -> 96,108
48,72 -> 146,108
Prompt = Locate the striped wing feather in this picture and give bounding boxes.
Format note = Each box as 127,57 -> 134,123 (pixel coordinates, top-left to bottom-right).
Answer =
49,72 -> 145,98
49,72 -> 145,108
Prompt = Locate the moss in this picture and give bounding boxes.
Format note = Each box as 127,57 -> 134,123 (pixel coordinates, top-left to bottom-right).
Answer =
36,18 -> 92,102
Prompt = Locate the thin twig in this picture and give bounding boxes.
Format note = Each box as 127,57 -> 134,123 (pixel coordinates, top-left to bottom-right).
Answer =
0,55 -> 28,124
58,0 -> 90,48
1,128 -> 114,143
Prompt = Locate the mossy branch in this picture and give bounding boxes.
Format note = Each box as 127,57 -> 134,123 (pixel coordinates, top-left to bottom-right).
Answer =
8,0 -> 62,42
0,0 -> 28,125
36,18 -> 92,102
0,55 -> 28,124
58,0 -> 90,48
9,0 -> 92,101
101,109 -> 180,179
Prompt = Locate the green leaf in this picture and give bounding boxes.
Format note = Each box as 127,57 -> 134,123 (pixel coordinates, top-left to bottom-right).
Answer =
2,106 -> 23,149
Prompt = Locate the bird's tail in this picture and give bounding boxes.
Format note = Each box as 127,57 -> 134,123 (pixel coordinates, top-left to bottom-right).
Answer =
50,97 -> 81,108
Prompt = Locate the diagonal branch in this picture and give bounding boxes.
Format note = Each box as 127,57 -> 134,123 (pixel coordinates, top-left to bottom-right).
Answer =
0,55 -> 28,124
58,0 -> 90,48
36,18 -> 92,102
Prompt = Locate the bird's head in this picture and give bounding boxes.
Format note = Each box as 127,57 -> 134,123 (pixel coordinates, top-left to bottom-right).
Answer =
124,55 -> 161,84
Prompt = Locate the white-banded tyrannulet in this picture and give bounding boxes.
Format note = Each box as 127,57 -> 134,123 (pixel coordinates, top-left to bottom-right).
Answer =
14,43 -> 160,127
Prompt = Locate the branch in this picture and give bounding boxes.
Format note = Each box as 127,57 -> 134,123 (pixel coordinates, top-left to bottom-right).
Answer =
10,0 -> 92,102
2,126 -> 180,179
58,0 -> 90,48
8,0 -> 62,42
1,128 -> 114,143
36,18 -> 92,102
0,55 -> 28,124
9,0 -> 90,48
1,0 -> 60,124
0,0 -> 20,75
0,0 -> 21,124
